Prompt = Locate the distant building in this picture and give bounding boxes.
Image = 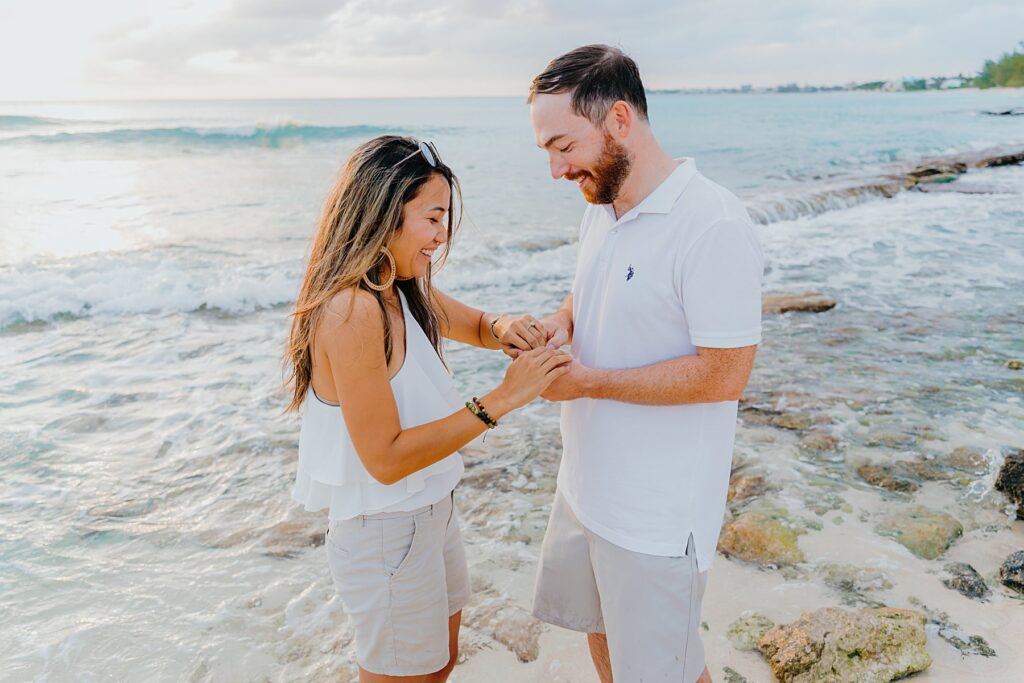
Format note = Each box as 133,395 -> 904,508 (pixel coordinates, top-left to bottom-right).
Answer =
882,80 -> 905,92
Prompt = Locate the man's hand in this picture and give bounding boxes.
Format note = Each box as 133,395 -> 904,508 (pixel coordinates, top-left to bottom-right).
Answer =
541,307 -> 572,349
540,359 -> 592,402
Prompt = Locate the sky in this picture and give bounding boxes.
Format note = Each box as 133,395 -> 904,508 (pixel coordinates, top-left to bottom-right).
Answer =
0,0 -> 1021,101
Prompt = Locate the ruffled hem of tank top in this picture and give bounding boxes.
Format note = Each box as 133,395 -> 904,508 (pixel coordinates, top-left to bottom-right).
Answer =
291,454 -> 463,517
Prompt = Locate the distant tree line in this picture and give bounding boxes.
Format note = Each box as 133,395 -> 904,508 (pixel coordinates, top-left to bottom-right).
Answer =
975,42 -> 1024,88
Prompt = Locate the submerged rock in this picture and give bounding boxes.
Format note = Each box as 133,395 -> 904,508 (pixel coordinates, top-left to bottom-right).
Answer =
727,612 -> 775,652
772,412 -> 812,431
727,474 -> 768,506
462,596 -> 544,662
998,550 -> 1024,594
874,507 -> 962,560
907,597 -> 997,658
994,448 -> 1024,519
722,666 -> 748,683
718,510 -> 806,566
941,446 -> 988,474
758,607 -> 931,683
820,563 -> 893,606
1005,359 -> 1023,370
857,463 -> 920,493
865,431 -> 917,449
762,292 -> 837,314
800,432 -> 839,452
941,562 -> 990,600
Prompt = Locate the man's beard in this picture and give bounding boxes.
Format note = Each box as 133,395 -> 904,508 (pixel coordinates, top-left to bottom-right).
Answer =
566,132 -> 632,205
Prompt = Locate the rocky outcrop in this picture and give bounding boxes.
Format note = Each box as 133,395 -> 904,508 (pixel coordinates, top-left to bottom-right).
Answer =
758,607 -> 931,683
994,448 -> 1024,519
718,510 -> 806,566
874,507 -> 962,560
974,150 -> 1024,167
763,292 -> 837,314
906,160 -> 967,185
999,550 -> 1024,594
942,562 -> 989,600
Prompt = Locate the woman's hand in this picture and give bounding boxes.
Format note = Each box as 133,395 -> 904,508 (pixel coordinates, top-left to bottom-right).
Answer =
495,346 -> 573,409
493,314 -> 547,356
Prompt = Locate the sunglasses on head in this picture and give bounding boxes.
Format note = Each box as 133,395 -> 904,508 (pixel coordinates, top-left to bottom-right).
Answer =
392,140 -> 442,170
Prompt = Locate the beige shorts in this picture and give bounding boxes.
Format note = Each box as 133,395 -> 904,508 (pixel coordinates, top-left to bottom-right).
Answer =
533,491 -> 709,683
325,491 -> 469,676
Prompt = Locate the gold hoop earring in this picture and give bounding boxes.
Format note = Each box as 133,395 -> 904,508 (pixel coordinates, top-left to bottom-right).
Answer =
362,248 -> 396,291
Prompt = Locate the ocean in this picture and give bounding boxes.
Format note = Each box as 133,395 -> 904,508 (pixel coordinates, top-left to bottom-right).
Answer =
2,90 -> 1023,681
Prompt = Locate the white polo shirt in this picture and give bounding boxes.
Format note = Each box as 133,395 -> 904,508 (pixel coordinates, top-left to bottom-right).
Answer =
559,158 -> 763,572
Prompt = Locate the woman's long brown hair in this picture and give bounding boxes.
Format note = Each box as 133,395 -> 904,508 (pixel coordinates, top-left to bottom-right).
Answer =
284,136 -> 461,412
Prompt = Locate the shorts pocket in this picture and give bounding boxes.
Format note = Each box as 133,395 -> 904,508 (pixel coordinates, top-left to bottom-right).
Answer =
383,515 -> 423,579
325,521 -> 351,558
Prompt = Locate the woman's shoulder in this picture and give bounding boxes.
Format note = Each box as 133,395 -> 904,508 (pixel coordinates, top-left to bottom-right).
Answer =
319,287 -> 385,340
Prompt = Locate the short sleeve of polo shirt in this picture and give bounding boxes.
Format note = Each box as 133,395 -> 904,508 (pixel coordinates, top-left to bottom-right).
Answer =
680,218 -> 764,348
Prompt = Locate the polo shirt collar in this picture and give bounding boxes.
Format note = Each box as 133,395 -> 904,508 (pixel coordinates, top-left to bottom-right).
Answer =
601,157 -> 698,224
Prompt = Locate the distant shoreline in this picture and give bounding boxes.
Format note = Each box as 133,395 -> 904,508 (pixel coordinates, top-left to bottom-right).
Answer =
648,85 -> 1024,95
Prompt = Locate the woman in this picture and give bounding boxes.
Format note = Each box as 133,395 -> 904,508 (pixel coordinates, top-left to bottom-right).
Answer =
285,135 -> 570,682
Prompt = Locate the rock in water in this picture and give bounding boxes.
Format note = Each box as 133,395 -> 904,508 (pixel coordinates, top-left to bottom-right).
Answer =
762,292 -> 837,314
994,448 -> 1024,519
942,563 -> 990,600
727,474 -> 768,506
727,612 -> 776,651
772,412 -> 812,431
722,666 -> 749,683
462,596 -> 544,662
999,551 -> 1024,594
874,507 -> 962,560
857,463 -> 920,493
718,511 -> 806,566
758,607 -> 931,683
906,160 -> 967,185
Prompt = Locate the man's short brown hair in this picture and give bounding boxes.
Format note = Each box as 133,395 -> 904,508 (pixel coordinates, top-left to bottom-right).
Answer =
528,44 -> 649,125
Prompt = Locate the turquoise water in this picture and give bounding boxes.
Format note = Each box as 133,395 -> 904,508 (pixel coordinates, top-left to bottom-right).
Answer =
1,91 -> 1023,680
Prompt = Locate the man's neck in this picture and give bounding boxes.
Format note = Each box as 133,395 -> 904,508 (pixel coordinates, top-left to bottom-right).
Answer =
611,141 -> 679,220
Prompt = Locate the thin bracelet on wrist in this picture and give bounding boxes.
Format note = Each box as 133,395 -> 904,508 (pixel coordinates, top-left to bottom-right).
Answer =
489,314 -> 505,341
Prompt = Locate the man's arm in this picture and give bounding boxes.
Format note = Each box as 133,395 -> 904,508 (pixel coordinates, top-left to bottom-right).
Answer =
543,345 -> 757,405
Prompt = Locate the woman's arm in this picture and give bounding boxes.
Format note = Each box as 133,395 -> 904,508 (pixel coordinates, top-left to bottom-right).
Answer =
432,289 -> 546,352
321,288 -> 569,485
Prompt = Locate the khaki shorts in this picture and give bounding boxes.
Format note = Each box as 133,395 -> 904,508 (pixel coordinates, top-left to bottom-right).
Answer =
325,491 -> 469,676
533,492 -> 709,683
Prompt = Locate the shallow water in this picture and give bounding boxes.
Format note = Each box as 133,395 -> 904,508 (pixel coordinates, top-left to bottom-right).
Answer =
1,91 -> 1023,681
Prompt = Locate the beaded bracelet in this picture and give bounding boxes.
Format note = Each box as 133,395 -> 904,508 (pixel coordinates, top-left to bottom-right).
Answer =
466,397 -> 497,429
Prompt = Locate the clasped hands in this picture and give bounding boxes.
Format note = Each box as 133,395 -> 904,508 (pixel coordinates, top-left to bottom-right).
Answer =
492,313 -> 586,401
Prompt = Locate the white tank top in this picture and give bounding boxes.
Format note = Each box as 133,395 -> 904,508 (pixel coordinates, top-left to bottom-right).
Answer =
291,288 -> 464,519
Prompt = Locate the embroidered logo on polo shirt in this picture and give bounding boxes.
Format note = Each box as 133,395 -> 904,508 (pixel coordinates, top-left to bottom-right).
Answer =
626,264 -> 635,282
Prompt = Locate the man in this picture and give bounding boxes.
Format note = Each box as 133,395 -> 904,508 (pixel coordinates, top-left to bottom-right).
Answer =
527,45 -> 764,682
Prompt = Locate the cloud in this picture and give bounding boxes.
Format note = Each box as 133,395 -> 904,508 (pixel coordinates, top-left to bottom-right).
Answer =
2,0 -> 1023,99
